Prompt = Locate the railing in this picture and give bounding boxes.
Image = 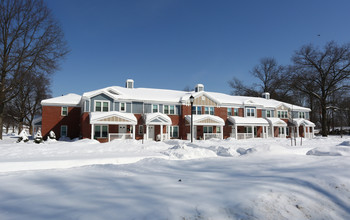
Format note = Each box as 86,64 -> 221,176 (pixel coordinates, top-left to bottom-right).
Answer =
304,132 -> 313,139
109,133 -> 133,141
203,133 -> 222,140
236,133 -> 254,140
162,134 -> 170,141
278,134 -> 286,138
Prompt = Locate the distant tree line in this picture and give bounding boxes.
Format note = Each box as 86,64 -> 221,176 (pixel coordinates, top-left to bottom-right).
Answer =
229,41 -> 350,137
0,0 -> 68,138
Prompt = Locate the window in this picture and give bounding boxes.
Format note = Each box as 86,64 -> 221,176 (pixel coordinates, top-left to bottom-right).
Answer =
266,110 -> 271,117
197,106 -> 202,115
120,102 -> 126,112
139,125 -> 144,135
164,105 -> 169,114
299,112 -> 305,118
216,126 -> 221,133
170,126 -> 179,138
227,108 -> 232,116
278,110 -> 288,119
192,106 -> 196,115
164,105 -> 176,115
203,126 -> 213,133
60,125 -> 67,137
170,105 -> 175,114
205,107 -> 209,114
94,125 -> 108,138
246,108 -> 256,117
209,107 -> 214,115
95,101 -> 109,112
245,127 -> 252,133
61,107 -> 68,116
279,127 -> 285,134
234,108 -> 239,116
152,104 -> 158,113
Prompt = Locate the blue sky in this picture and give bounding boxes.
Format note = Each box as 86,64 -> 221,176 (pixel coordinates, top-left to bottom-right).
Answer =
46,0 -> 350,97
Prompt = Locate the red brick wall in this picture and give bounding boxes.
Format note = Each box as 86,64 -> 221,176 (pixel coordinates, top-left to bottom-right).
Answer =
42,106 -> 81,140
257,109 -> 262,118
238,108 -> 244,117
81,112 -> 91,139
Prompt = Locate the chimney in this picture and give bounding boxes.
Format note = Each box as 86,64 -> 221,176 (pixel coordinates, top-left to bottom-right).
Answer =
262,92 -> 270,100
195,84 -> 204,92
126,79 -> 134,89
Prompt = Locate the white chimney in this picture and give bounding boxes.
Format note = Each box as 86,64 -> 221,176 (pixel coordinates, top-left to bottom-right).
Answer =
262,92 -> 270,99
126,79 -> 134,89
195,84 -> 204,92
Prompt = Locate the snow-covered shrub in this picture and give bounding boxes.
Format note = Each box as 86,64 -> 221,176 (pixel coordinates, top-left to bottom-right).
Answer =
49,130 -> 56,140
34,130 -> 43,144
17,130 -> 29,143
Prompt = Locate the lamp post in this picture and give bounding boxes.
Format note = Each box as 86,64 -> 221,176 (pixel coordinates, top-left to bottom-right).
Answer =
189,95 -> 194,143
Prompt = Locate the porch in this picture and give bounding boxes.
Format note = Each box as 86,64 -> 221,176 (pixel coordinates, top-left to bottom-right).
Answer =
185,115 -> 225,140
290,119 -> 315,139
89,111 -> 137,142
265,117 -> 288,138
143,113 -> 172,141
228,116 -> 269,140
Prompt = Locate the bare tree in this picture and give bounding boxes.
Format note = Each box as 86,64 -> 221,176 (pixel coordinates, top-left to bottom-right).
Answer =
291,41 -> 350,136
0,0 -> 68,139
228,77 -> 260,97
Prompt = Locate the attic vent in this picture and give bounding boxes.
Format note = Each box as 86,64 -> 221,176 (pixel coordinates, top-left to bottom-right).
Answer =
126,79 -> 134,89
262,92 -> 270,100
195,84 -> 204,92
108,90 -> 118,95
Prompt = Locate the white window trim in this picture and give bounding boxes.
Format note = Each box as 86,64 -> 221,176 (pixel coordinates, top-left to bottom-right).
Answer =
163,105 -> 176,115
61,106 -> 68,116
266,110 -> 271,118
203,126 -> 213,133
227,108 -> 232,116
152,104 -> 159,113
278,110 -> 288,119
245,107 -> 256,117
60,125 -> 68,137
94,125 -> 109,138
234,108 -> 239,116
94,100 -> 110,112
170,126 -> 179,138
120,102 -> 126,112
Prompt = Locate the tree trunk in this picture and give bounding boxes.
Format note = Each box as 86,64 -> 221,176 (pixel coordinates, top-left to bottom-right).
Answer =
0,102 -> 5,140
321,102 -> 328,137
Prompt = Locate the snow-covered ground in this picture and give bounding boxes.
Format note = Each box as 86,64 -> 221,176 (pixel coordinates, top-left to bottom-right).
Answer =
1,135 -> 350,219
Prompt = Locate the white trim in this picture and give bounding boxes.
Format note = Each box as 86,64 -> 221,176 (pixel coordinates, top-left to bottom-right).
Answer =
152,104 -> 159,113
61,106 -> 68,116
245,107 -> 256,117
94,124 -> 109,138
120,102 -> 126,112
94,100 -> 110,112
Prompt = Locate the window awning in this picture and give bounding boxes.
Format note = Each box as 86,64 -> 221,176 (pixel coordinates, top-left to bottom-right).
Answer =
292,119 -> 315,127
228,116 -> 269,126
143,113 -> 172,125
185,115 -> 225,126
265,117 -> 287,127
90,111 -> 137,125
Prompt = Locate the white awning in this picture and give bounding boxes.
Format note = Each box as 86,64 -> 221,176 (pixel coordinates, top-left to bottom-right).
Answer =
228,116 -> 269,126
90,111 -> 137,125
265,117 -> 287,127
185,115 -> 225,126
292,119 -> 315,127
143,113 -> 172,125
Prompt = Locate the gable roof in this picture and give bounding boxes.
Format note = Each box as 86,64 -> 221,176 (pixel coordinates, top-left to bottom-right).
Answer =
41,93 -> 81,106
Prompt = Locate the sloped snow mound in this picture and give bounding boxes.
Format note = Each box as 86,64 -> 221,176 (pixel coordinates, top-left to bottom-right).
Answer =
162,143 -> 217,159
306,145 -> 350,156
207,145 -> 238,157
237,147 -> 257,155
339,141 -> 350,146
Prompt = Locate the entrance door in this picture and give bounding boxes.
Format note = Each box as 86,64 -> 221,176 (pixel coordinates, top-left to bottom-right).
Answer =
119,125 -> 127,133
148,125 -> 155,140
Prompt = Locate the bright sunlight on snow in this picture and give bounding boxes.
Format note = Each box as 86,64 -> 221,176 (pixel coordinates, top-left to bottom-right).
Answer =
1,135 -> 350,219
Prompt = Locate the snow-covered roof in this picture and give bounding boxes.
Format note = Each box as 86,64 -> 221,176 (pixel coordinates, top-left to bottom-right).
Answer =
228,116 -> 269,126
90,111 -> 137,125
41,93 -> 81,106
143,113 -> 172,125
185,115 -> 225,126
292,119 -> 315,127
265,117 -> 287,127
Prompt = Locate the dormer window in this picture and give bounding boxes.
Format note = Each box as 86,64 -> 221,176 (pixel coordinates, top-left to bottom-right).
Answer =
278,110 -> 288,119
